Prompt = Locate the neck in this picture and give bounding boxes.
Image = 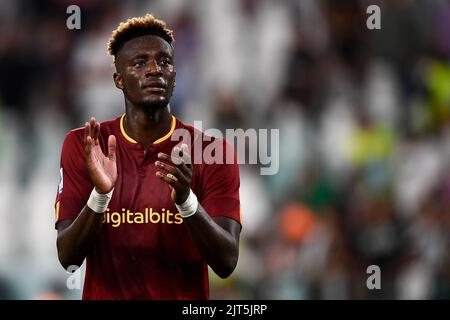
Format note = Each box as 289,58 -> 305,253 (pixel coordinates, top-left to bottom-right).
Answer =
123,99 -> 173,148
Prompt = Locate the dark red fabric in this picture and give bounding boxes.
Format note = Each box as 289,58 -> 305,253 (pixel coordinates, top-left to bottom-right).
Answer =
55,115 -> 241,300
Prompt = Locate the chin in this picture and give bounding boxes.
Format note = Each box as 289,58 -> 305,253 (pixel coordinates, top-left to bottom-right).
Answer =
140,98 -> 168,111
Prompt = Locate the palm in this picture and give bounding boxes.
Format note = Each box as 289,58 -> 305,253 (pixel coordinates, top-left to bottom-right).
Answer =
86,143 -> 117,193
84,118 -> 117,194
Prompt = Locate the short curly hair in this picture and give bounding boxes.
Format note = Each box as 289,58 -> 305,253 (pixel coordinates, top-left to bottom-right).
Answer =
107,14 -> 174,58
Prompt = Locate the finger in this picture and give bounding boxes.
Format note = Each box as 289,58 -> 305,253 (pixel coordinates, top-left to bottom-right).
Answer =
155,161 -> 186,181
83,122 -> 89,144
89,117 -> 97,138
91,121 -> 97,145
108,135 -> 116,162
85,135 -> 93,156
176,160 -> 191,178
156,170 -> 178,182
94,122 -> 101,145
180,163 -> 192,178
157,152 -> 174,164
91,118 -> 98,138
175,144 -> 193,176
174,159 -> 192,179
166,146 -> 192,177
87,119 -> 92,139
156,171 -> 180,188
92,120 -> 97,136
159,150 -> 190,167
155,161 -> 189,185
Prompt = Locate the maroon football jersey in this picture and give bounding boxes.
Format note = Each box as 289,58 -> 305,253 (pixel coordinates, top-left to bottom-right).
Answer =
55,114 -> 241,299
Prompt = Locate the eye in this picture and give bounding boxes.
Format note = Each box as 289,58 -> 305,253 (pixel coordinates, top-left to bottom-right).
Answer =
160,58 -> 172,66
134,60 -> 145,67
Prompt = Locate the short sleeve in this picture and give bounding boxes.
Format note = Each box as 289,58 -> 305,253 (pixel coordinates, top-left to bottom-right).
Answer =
198,139 -> 241,225
54,130 -> 93,228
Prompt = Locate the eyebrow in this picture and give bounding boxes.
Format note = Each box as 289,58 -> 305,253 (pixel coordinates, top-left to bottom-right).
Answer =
131,53 -> 149,60
130,51 -> 173,61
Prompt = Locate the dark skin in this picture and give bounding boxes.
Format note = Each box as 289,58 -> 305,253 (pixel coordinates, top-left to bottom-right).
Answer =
56,35 -> 241,279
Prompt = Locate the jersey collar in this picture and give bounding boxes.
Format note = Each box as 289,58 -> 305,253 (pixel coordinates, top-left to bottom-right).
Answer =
119,113 -> 177,148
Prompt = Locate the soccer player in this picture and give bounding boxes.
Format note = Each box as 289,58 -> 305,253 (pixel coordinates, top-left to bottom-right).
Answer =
55,14 -> 241,299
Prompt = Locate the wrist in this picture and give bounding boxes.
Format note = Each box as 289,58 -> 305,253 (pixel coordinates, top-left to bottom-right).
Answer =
175,189 -> 198,219
95,186 -> 113,194
175,190 -> 189,205
87,187 -> 114,213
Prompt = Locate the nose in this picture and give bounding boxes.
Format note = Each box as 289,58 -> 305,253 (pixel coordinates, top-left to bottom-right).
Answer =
145,59 -> 161,77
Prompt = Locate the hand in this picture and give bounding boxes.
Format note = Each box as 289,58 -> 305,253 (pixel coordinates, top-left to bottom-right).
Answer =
155,144 -> 193,204
84,117 -> 117,194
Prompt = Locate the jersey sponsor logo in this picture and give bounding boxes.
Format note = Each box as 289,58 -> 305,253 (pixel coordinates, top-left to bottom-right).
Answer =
102,207 -> 183,227
58,168 -> 64,194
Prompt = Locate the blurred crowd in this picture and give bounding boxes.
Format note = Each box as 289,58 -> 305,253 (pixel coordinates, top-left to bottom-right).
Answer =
0,0 -> 449,299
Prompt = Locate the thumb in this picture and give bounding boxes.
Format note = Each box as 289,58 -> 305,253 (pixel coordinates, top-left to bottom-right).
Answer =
107,135 -> 117,161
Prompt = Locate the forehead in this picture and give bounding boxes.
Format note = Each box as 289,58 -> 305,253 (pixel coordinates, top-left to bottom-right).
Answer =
117,35 -> 173,61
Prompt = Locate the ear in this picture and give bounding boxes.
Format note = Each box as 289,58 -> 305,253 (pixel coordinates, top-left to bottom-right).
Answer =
173,69 -> 176,88
113,72 -> 124,90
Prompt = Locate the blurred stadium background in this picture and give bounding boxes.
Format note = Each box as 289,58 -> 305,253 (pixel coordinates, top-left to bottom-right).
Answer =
0,0 -> 449,299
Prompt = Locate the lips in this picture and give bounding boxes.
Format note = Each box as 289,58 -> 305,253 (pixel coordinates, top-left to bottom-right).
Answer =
142,82 -> 166,94
143,81 -> 166,89
143,87 -> 165,93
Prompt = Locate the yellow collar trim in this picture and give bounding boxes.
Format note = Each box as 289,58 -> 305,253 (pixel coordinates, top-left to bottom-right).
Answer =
153,115 -> 176,144
55,201 -> 60,223
120,114 -> 138,144
120,114 -> 176,145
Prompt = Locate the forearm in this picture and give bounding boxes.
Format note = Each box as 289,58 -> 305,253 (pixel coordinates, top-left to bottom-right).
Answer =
56,119 -> 116,270
57,205 -> 103,270
154,146 -> 241,278
183,205 -> 239,278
